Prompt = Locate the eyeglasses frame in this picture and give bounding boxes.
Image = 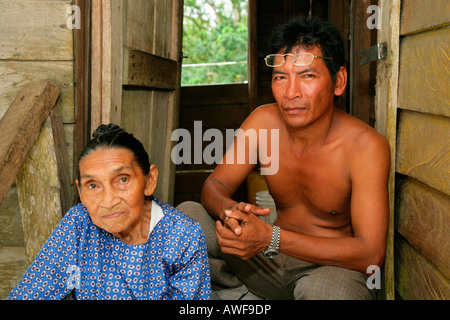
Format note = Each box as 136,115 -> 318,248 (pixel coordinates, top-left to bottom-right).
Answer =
264,52 -> 334,68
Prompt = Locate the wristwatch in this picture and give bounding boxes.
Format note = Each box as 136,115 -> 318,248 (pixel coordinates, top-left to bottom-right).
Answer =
263,225 -> 280,258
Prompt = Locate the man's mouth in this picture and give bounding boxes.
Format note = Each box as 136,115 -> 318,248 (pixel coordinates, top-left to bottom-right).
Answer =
284,107 -> 308,115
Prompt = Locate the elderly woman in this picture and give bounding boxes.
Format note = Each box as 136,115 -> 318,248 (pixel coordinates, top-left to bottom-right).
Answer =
8,124 -> 211,300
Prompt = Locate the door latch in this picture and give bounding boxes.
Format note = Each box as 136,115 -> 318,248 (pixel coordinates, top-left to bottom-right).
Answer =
360,42 -> 388,65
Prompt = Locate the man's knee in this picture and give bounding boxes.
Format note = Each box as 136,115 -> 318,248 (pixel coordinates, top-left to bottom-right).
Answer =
177,201 -> 208,221
294,266 -> 375,300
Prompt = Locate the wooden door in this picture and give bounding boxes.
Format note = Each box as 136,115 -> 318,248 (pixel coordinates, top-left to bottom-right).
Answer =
90,0 -> 184,204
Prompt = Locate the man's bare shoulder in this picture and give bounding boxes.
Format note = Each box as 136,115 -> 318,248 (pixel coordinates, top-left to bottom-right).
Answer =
335,109 -> 390,164
244,104 -> 280,129
337,109 -> 388,145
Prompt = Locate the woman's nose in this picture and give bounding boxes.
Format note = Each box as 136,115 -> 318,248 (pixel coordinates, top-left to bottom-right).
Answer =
100,186 -> 120,209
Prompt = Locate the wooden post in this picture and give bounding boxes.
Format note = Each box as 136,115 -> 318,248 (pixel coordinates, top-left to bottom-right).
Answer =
374,0 -> 401,300
16,111 -> 71,264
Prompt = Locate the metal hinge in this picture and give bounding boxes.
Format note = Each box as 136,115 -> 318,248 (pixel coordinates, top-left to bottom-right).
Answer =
360,42 -> 388,65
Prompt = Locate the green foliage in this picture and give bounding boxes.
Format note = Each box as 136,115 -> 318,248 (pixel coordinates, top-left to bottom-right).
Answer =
182,0 -> 248,85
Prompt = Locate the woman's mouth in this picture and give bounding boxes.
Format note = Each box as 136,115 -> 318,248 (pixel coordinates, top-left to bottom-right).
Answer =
103,211 -> 126,219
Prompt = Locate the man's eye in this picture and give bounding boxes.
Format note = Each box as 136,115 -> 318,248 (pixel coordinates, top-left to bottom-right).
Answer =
120,177 -> 128,183
88,183 -> 97,190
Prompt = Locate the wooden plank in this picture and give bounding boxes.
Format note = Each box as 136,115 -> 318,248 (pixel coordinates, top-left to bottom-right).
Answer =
374,0 -> 401,300
123,48 -> 178,90
349,0 -> 372,124
149,91 -> 170,201
16,114 -> 69,264
181,84 -> 249,106
395,236 -> 449,300
0,80 -> 60,205
124,0 -> 155,54
395,176 -> 450,276
121,89 -> 153,151
400,0 -> 450,35
398,27 -> 450,117
163,0 -> 184,205
90,0 -> 103,132
73,0 -> 91,184
179,104 -> 249,128
0,61 -> 74,123
90,0 -> 124,132
0,0 -> 73,61
396,110 -> 450,195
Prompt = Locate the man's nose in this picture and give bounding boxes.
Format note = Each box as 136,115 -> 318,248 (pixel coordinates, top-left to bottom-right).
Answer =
100,186 -> 120,209
286,77 -> 303,100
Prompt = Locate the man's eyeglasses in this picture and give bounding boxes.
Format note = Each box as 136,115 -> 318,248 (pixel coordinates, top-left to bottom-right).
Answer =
264,53 -> 333,67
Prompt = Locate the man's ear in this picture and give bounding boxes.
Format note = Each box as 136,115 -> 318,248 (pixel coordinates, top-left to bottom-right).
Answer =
334,66 -> 347,96
144,164 -> 158,197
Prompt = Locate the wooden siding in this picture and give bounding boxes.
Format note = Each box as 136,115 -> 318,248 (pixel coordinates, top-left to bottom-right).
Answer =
395,0 -> 450,299
0,0 -> 76,299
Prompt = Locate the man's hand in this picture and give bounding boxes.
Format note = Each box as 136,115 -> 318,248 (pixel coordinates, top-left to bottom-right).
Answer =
223,202 -> 271,235
216,202 -> 273,260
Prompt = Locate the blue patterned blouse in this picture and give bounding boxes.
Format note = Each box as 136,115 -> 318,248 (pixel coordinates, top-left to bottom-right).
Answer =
7,197 -> 211,300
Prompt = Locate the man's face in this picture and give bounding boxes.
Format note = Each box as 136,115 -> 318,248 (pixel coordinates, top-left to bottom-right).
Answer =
271,45 -> 345,129
76,147 -> 157,237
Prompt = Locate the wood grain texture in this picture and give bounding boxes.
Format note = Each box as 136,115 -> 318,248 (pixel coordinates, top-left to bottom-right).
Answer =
396,110 -> 450,195
395,176 -> 450,276
398,28 -> 450,117
400,0 -> 450,35
0,80 -> 60,205
395,237 -> 449,300
16,116 -> 68,264
0,0 -> 73,61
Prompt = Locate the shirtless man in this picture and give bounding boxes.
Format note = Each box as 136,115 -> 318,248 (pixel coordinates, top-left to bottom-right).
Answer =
178,16 -> 390,300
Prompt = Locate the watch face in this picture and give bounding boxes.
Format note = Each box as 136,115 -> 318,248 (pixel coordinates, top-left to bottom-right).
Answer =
264,249 -> 278,258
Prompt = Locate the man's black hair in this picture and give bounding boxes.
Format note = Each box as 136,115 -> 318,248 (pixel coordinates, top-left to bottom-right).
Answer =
269,15 -> 346,81
77,124 -> 150,184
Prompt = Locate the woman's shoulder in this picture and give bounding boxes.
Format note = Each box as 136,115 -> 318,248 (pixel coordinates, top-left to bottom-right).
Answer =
153,198 -> 203,235
61,203 -> 92,227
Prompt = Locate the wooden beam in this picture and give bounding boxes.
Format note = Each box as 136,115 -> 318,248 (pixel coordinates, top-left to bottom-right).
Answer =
0,80 -> 60,205
374,0 -> 401,300
123,47 -> 178,90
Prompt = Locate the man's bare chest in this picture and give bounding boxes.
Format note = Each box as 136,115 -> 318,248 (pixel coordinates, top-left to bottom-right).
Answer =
264,145 -> 352,216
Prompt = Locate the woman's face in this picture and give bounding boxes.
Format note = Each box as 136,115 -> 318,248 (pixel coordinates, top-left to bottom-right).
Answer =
76,147 -> 157,241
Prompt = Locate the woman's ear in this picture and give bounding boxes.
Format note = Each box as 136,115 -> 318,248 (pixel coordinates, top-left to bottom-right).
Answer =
334,66 -> 347,96
144,164 -> 158,197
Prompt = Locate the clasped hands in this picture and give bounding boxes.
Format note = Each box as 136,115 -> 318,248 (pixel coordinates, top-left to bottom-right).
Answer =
216,202 -> 273,260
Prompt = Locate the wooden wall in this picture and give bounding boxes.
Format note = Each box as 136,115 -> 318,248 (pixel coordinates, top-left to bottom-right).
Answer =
0,0 -> 77,299
90,0 -> 183,204
174,84 -> 249,206
394,0 -> 449,300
